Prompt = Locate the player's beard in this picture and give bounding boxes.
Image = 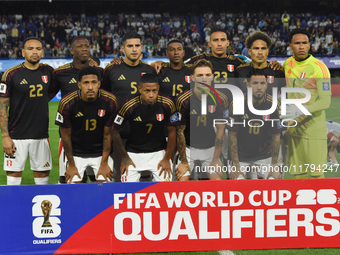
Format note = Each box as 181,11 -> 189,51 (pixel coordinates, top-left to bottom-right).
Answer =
27,57 -> 40,65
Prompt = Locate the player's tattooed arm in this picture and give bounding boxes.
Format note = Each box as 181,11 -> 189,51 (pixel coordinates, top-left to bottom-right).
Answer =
0,97 -> 10,137
158,126 -> 176,179
267,133 -> 282,179
60,126 -> 81,183
111,127 -> 135,176
228,131 -> 243,180
97,126 -> 113,182
271,133 -> 281,164
212,124 -> 225,162
0,97 -> 15,157
175,125 -> 190,181
176,125 -> 187,163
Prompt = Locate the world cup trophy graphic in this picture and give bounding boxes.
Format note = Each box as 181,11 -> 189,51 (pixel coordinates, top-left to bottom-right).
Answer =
41,200 -> 52,227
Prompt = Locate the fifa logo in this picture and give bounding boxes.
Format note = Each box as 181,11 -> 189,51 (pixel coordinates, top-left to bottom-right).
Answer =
32,195 -> 61,238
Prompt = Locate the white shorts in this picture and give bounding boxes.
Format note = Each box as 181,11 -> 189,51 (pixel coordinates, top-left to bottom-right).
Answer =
4,139 -> 52,172
238,157 -> 272,179
58,139 -> 66,176
175,146 -> 221,178
122,150 -> 172,182
65,156 -> 113,183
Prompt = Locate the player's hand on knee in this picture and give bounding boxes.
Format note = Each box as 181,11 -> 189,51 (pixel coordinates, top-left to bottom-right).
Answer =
65,165 -> 81,183
2,137 -> 15,157
97,164 -> 113,182
229,166 -> 244,180
121,156 -> 136,176
158,159 -> 171,179
175,162 -> 190,180
267,164 -> 282,179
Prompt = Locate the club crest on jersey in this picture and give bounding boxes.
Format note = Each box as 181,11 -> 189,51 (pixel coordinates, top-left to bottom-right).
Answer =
98,109 -> 105,117
227,65 -> 234,72
208,105 -> 216,113
141,72 -> 146,76
263,114 -> 270,120
300,72 -> 306,79
41,76 -> 48,83
156,114 -> 164,121
267,76 -> 274,84
185,76 -> 191,83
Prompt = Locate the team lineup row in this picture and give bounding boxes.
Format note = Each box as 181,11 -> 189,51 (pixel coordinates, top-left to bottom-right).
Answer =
0,28 -> 331,185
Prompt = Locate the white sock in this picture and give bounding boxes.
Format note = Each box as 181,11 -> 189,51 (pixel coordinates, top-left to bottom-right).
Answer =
7,176 -> 22,185
34,176 -> 49,185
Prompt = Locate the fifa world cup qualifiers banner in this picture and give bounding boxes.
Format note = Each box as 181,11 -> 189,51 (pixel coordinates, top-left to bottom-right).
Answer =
1,179 -> 340,254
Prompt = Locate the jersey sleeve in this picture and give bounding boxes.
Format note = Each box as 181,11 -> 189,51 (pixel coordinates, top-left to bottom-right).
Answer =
0,69 -> 13,98
55,99 -> 72,128
105,93 -> 118,127
161,96 -> 176,126
112,97 -> 134,129
226,101 -> 241,132
308,62 -> 331,113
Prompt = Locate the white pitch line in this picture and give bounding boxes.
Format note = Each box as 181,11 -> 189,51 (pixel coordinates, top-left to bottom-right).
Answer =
218,250 -> 235,255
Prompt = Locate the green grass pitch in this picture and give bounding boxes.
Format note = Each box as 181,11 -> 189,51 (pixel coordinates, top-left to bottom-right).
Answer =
1,99 -> 340,255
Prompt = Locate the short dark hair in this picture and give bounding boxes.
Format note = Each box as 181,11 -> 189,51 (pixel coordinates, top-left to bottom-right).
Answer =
247,68 -> 267,81
245,31 -> 272,49
122,31 -> 142,45
210,28 -> 227,36
192,59 -> 213,75
23,37 -> 43,48
183,46 -> 195,61
167,38 -> 184,50
139,73 -> 159,86
71,36 -> 89,49
289,28 -> 310,43
78,66 -> 101,81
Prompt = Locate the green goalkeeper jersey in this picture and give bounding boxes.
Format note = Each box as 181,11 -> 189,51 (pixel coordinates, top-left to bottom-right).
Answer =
283,54 -> 331,139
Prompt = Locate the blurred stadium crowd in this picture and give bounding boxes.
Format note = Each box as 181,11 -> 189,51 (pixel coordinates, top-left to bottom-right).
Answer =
0,11 -> 339,59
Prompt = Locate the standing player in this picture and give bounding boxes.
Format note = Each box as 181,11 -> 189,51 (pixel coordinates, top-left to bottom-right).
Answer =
111,73 -> 176,182
49,36 -> 103,184
236,31 -> 286,174
227,70 -> 285,180
55,67 -> 117,183
158,38 -> 192,101
102,31 -> 155,182
175,59 -> 228,181
283,28 -> 331,179
0,37 -> 53,185
236,31 -> 286,95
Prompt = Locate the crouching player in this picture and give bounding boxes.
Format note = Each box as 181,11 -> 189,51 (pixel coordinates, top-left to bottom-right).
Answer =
175,59 -> 228,181
112,73 -> 176,182
55,66 -> 118,183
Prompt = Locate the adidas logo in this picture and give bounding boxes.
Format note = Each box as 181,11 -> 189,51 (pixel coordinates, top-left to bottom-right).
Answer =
43,162 -> 50,167
133,116 -> 142,121
69,78 -> 77,84
118,75 -> 126,80
75,112 -> 83,117
162,77 -> 170,82
190,109 -> 197,115
20,79 -> 28,84
242,114 -> 249,119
